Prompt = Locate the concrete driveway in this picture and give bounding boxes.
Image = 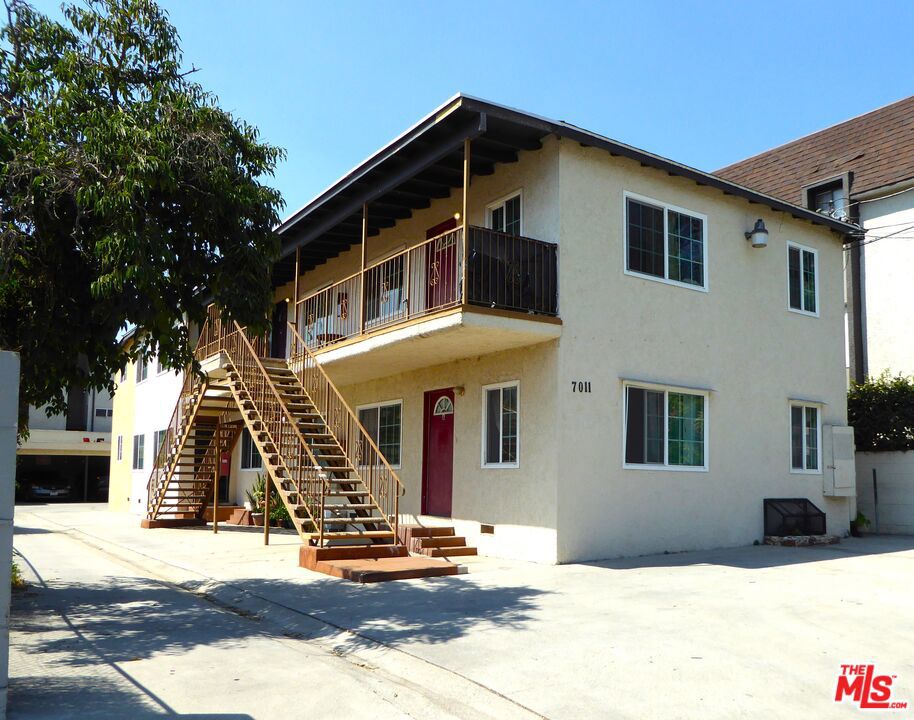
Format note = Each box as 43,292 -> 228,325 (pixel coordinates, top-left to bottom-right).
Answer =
11,504 -> 914,719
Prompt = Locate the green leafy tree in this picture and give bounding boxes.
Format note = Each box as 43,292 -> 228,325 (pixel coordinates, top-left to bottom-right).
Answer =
848,373 -> 914,452
0,0 -> 284,432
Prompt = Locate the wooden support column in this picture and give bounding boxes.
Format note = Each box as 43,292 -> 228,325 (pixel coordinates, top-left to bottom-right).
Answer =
461,138 -> 471,304
359,203 -> 368,335
292,246 -> 301,330
212,425 -> 220,535
263,474 -> 270,545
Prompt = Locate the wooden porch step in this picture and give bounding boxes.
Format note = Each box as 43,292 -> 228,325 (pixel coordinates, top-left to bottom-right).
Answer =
425,546 -> 478,558
418,535 -> 468,548
325,490 -> 369,497
324,516 -> 387,525
299,545 -> 457,583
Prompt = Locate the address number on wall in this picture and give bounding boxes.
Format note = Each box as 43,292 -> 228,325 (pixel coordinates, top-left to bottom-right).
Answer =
571,381 -> 592,393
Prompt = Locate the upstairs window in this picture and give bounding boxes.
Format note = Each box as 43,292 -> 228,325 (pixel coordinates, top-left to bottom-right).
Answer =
790,404 -> 820,473
487,192 -> 522,236
812,183 -> 847,220
135,360 -> 148,384
625,194 -> 706,289
788,242 -> 818,315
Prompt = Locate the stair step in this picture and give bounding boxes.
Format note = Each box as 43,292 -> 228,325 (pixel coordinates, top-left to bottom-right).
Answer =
324,516 -> 387,525
418,536 -> 468,548
426,546 -> 478,557
325,491 -> 369,497
319,531 -> 395,540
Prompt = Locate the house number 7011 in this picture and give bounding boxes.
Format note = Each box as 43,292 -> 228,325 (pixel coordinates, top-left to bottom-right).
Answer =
571,381 -> 592,393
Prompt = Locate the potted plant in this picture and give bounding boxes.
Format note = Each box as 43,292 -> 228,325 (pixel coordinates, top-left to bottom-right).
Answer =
270,501 -> 291,529
245,473 -> 267,527
850,511 -> 871,538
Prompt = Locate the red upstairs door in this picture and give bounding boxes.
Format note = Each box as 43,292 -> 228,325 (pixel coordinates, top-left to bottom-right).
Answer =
422,388 -> 455,517
425,218 -> 458,312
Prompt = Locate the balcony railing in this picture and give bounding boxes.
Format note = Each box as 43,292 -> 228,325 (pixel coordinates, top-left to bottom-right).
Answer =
295,225 -> 557,351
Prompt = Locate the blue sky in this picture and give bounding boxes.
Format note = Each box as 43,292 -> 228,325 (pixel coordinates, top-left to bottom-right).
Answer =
32,0 -> 914,218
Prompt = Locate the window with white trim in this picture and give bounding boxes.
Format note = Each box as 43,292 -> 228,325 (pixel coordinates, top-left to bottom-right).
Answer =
483,381 -> 519,467
240,428 -> 262,470
624,384 -> 707,469
116,435 -> 123,461
487,192 -> 522,236
132,434 -> 145,470
788,242 -> 818,314
153,429 -> 167,457
625,194 -> 707,289
357,400 -> 402,467
790,404 -> 820,472
135,360 -> 148,383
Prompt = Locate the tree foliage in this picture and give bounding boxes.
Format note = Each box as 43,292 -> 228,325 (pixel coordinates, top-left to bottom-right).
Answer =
848,373 -> 914,452
0,0 -> 284,431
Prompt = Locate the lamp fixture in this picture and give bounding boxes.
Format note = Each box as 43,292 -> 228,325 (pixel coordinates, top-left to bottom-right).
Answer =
745,219 -> 769,248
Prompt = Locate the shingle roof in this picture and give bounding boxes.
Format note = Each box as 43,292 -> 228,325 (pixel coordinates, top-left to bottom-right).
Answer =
715,95 -> 914,201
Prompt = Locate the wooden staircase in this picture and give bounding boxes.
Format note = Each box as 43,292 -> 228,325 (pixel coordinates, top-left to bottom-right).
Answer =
143,307 -> 459,581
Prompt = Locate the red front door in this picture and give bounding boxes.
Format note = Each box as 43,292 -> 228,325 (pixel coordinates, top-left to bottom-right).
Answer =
425,219 -> 458,311
422,388 -> 455,516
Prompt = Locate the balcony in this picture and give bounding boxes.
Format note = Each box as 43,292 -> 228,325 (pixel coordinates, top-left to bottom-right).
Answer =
293,225 -> 560,384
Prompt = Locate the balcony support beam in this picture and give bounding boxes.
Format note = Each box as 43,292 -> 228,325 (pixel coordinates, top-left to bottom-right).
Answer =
461,138 -> 471,304
292,246 -> 300,329
360,203 -> 368,336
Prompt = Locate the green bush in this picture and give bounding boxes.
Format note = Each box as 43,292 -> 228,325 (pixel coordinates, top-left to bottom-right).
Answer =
11,560 -> 25,590
848,373 -> 914,452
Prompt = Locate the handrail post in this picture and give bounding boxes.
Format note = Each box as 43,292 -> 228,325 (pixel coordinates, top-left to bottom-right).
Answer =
213,424 -> 220,535
292,246 -> 300,333
461,138 -> 471,305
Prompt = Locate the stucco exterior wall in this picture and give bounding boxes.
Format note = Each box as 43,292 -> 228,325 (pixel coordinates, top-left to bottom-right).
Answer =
108,366 -> 135,512
858,192 -> 914,378
339,343 -> 559,563
553,141 -> 852,562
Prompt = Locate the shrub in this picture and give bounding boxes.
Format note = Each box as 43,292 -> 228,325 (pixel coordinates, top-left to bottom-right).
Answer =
848,373 -> 914,452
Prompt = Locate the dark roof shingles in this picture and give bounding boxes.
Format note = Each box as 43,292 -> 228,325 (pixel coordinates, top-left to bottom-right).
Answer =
715,95 -> 914,200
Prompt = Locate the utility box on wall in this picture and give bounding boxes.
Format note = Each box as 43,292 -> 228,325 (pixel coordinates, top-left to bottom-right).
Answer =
824,425 -> 856,497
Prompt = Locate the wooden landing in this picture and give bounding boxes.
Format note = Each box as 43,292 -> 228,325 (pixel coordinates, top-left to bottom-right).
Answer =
299,545 -> 459,583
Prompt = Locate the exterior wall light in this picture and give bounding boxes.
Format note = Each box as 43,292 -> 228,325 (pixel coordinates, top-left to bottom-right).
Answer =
745,219 -> 769,248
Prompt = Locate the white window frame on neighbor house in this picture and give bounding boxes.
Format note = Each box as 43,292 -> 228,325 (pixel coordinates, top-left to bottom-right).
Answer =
623,191 -> 709,292
786,241 -> 819,317
356,399 -> 403,469
789,402 -> 822,474
481,380 -> 520,469
240,428 -> 262,470
135,359 -> 148,384
622,380 -> 710,472
132,433 -> 145,470
486,189 -> 524,236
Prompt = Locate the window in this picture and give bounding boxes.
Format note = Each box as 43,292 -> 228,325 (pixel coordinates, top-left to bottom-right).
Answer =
156,355 -> 166,374
788,242 -> 818,315
812,183 -> 847,220
135,360 -> 148,384
95,408 -> 113,418
625,194 -> 707,289
240,428 -> 262,470
790,404 -> 820,473
487,192 -> 522,236
357,400 -> 402,467
116,435 -> 123,461
132,434 -> 145,470
119,367 -> 126,383
624,384 -> 707,469
482,382 -> 519,467
153,429 -> 167,457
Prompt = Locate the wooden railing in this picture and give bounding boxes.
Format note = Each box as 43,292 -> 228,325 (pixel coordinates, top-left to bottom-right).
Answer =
287,321 -> 403,541
295,225 -> 557,351
146,354 -> 207,517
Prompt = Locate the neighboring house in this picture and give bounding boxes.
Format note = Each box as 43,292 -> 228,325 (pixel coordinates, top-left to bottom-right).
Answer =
112,94 -> 858,564
17,386 -> 112,502
716,94 -> 914,384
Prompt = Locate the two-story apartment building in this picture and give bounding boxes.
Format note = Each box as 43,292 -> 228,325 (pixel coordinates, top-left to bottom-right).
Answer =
114,95 -> 858,565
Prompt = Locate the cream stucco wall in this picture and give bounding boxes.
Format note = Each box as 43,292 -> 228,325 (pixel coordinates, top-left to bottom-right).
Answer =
859,192 -> 914,377
553,141 -> 851,561
339,342 -> 559,563
108,364 -> 135,512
